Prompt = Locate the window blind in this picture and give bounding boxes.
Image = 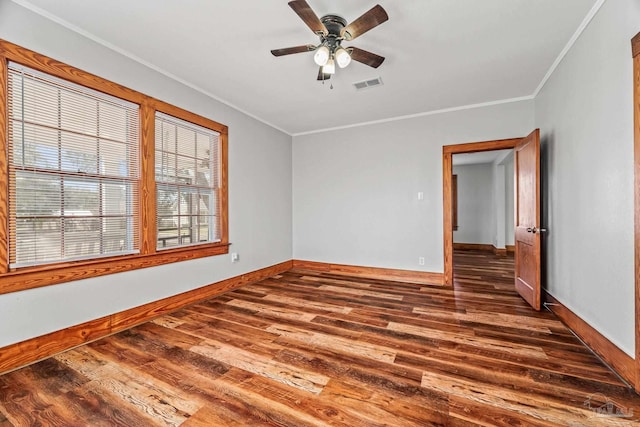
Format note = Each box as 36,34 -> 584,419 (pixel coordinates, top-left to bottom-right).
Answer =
7,62 -> 140,267
155,112 -> 220,249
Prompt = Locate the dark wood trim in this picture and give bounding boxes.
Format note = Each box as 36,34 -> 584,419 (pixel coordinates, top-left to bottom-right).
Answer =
0,260 -> 293,375
0,39 -> 146,105
0,243 -> 230,295
140,101 -> 157,256
219,131 -> 229,249
453,243 -> 509,256
443,152 -> 453,285
443,138 -> 520,286
544,291 -> 636,388
453,243 -> 494,252
506,244 -> 515,254
0,54 -> 8,275
442,152 -> 453,286
633,31 -> 640,392
292,260 -> 444,285
443,138 -> 521,155
632,32 -> 640,59
493,247 -> 507,256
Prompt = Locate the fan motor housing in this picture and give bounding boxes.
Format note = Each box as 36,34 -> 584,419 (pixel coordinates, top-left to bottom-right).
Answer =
320,14 -> 347,38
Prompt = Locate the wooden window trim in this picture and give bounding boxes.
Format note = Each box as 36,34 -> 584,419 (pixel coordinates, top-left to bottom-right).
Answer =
0,39 -> 229,295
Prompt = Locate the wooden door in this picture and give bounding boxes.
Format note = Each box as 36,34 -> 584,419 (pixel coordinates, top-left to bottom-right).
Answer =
514,129 -> 542,310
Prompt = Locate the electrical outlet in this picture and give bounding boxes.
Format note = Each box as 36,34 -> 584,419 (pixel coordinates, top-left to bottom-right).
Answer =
231,252 -> 239,263
418,257 -> 425,266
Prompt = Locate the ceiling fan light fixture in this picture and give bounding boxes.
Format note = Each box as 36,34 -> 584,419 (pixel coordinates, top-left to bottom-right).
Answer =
335,47 -> 351,68
314,45 -> 330,66
271,2 -> 389,80
323,58 -> 336,75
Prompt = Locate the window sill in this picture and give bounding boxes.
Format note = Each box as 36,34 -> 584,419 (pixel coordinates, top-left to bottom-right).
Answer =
0,243 -> 230,295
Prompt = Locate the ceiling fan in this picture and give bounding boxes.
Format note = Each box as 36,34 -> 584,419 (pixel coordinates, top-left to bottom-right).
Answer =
271,1 -> 389,81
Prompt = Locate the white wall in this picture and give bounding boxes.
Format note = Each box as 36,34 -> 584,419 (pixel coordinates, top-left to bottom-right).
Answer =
293,101 -> 533,273
504,153 -> 515,246
453,164 -> 494,245
534,0 -> 640,356
452,154 -> 513,248
0,1 -> 292,348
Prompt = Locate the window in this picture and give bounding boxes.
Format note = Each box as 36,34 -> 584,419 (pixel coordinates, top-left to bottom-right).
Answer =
155,113 -> 221,249
7,63 -> 139,267
0,39 -> 228,294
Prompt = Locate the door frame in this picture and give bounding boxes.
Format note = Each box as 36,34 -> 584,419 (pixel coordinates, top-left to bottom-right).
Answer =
631,31 -> 640,392
442,138 -> 522,286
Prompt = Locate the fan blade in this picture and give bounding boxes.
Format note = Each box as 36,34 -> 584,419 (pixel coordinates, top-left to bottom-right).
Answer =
317,66 -> 332,81
271,45 -> 315,57
288,0 -> 327,35
349,47 -> 385,68
341,4 -> 388,41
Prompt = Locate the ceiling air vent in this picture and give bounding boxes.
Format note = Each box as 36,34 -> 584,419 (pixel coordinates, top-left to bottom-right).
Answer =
353,77 -> 383,91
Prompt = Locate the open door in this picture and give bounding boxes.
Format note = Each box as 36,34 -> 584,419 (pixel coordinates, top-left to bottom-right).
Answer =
514,129 -> 542,310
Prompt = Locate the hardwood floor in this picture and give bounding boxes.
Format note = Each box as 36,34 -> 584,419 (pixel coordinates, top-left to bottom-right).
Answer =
1,250 -> 639,426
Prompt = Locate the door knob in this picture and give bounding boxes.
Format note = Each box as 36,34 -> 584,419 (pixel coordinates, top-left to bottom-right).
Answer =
526,227 -> 547,234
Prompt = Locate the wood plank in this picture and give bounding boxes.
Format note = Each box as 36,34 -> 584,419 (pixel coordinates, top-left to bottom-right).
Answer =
6,357 -> 157,427
0,412 -> 11,427
208,368 -> 328,427
190,342 -> 329,394
320,378 -> 446,426
57,347 -> 202,425
1,250 -> 639,425
265,323 -> 396,363
0,261 -> 292,374
0,368 -> 86,426
181,406 -> 267,427
221,368 -> 375,427
422,370 -> 637,427
387,321 -> 548,359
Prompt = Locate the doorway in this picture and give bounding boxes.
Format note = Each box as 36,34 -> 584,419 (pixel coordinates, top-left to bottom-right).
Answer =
443,132 -> 542,310
442,138 -> 520,286
451,149 -> 515,287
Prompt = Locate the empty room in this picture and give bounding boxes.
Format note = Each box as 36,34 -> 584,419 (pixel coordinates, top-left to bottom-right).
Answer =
1,0 -> 640,425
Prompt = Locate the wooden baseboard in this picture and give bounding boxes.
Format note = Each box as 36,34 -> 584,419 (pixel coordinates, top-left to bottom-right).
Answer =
506,245 -> 515,254
543,291 -> 636,388
0,260 -> 293,375
292,260 -> 444,285
453,242 -> 511,256
453,243 -> 494,252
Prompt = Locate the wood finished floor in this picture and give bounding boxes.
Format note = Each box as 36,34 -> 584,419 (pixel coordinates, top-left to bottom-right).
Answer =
1,250 -> 640,426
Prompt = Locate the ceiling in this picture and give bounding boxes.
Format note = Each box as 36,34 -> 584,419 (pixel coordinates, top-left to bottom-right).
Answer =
13,0 -> 600,135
